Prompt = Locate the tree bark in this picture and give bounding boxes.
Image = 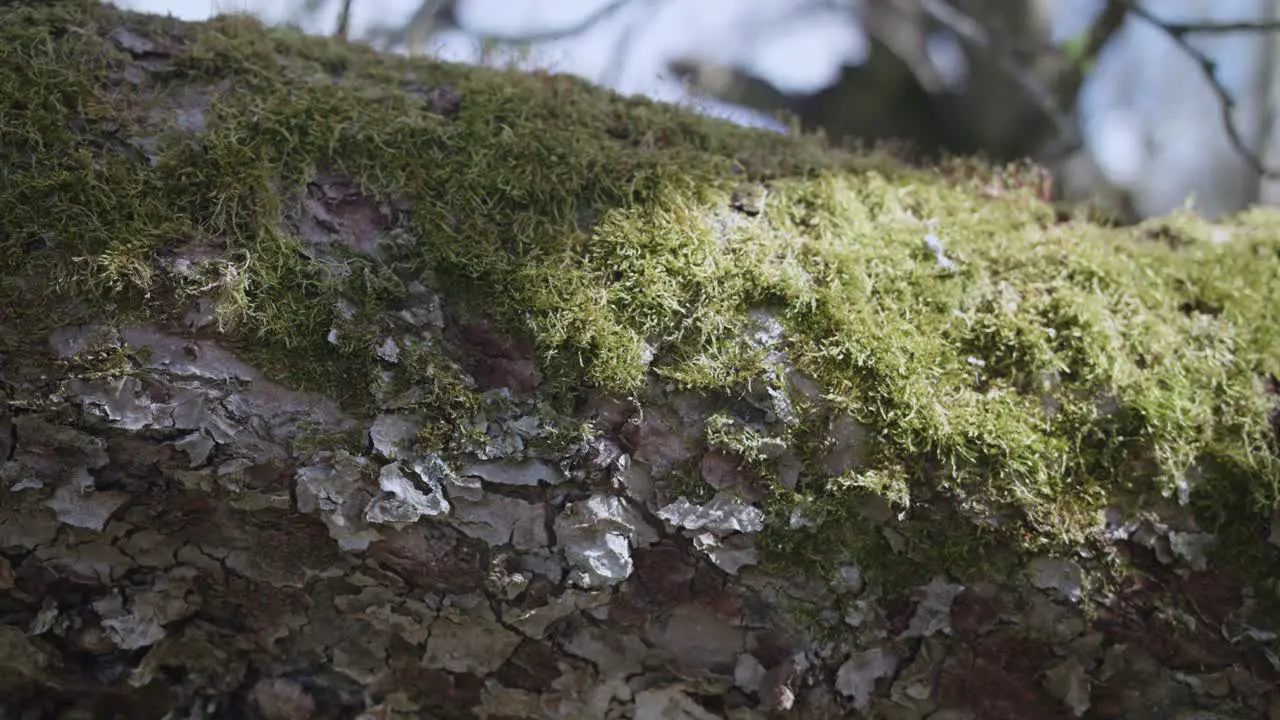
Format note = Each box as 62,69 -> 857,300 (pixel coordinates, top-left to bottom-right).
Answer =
3,2 -> 1280,719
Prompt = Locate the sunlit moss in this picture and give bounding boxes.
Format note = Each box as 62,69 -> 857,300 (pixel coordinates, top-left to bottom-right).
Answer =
4,0 -> 1280,604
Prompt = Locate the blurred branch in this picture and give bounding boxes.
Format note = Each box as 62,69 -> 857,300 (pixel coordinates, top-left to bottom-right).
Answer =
340,0 -> 1280,180
1055,0 -> 1127,116
363,0 -> 456,51
335,0 -> 353,40
366,0 -> 638,55
599,0 -> 661,88
860,0 -> 947,94
918,0 -> 1081,156
478,0 -> 637,44
1159,18 -> 1280,35
1077,0 -> 1129,80
917,0 -> 1280,177
1121,2 -> 1280,179
483,0 -> 637,44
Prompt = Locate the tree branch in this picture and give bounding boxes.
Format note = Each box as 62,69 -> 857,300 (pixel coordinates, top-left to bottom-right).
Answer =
918,0 -> 1082,155
335,0 -> 354,40
1161,18 -> 1280,36
365,0 -> 457,52
1121,2 -> 1280,179
365,0 -> 639,59
1058,0 -> 1128,115
598,0 -> 661,88
453,0 -> 638,45
354,0 -> 1280,181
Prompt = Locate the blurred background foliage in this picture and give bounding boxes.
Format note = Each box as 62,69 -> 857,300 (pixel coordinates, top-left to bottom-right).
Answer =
118,0 -> 1280,223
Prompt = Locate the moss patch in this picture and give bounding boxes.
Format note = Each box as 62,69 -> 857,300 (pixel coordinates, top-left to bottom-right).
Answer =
4,1 -> 1280,601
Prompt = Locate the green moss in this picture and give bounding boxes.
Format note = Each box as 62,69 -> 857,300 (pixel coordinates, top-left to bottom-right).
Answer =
705,413 -> 788,465
4,1 -> 1280,605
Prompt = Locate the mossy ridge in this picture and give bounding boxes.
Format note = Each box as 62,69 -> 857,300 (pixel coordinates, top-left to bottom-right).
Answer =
4,1 -> 1280,603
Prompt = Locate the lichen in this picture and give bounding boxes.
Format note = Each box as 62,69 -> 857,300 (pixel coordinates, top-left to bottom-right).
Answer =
4,0 -> 1280,621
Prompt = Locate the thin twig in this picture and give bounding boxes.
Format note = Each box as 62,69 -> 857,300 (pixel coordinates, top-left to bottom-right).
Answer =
1059,0 -> 1128,115
1122,2 -> 1280,179
464,0 -> 637,45
599,0 -> 660,88
365,0 -> 456,52
1162,18 -> 1280,36
367,0 -> 638,56
335,0 -> 353,41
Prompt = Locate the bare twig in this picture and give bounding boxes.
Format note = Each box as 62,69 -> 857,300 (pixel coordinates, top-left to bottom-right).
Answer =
335,0 -> 353,41
1122,2 -> 1280,179
341,0 -> 1280,181
1059,0 -> 1128,114
918,0 -> 1082,154
599,0 -> 660,88
365,0 -> 457,52
1081,0 -> 1130,67
366,0 -> 638,59
458,0 -> 637,45
1161,18 -> 1280,36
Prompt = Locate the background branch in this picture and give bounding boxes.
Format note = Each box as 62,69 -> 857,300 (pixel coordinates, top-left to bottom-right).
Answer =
598,0 -> 659,88
919,0 -> 1081,156
1121,1 -> 1280,178
334,0 -> 1280,185
1160,18 -> 1280,36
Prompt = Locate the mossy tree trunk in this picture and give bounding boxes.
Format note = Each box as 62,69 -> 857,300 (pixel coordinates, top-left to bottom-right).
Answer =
4,2 -> 1280,719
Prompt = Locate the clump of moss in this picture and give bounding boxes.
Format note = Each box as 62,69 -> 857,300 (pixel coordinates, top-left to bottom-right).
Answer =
3,1 -> 1280,594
